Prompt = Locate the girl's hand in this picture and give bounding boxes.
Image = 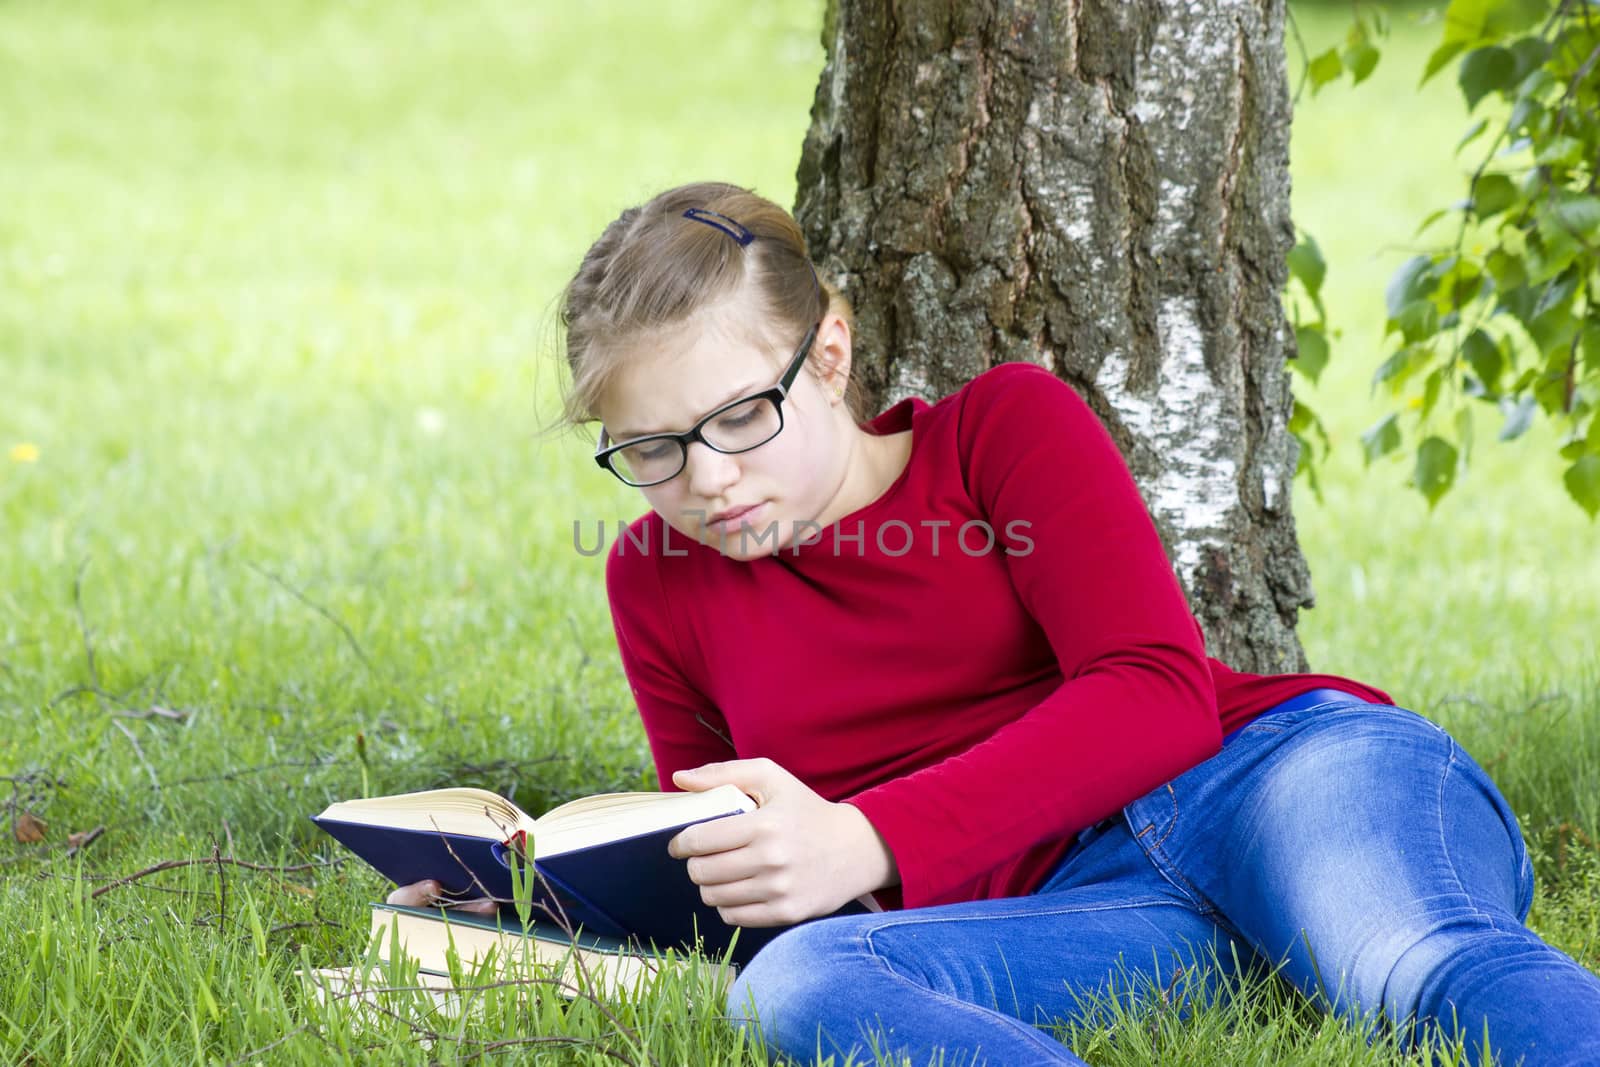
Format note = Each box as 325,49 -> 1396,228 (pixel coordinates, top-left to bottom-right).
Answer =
666,757 -> 898,927
385,878 -> 499,916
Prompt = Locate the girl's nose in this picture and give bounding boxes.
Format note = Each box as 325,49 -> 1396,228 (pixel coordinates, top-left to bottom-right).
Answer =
684,441 -> 740,498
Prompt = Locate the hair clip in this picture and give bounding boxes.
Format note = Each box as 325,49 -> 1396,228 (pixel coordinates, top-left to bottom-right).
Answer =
682,207 -> 755,246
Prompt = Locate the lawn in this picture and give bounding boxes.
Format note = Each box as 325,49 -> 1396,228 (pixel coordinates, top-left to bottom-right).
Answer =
1,1 -> 1595,1064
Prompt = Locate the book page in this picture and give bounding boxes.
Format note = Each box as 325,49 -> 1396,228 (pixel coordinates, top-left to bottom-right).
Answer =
532,783 -> 755,856
316,787 -> 536,838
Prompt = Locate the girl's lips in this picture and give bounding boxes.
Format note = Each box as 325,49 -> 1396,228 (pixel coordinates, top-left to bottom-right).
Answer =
706,502 -> 766,531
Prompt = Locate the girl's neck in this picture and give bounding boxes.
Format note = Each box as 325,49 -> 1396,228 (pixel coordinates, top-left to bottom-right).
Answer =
816,420 -> 915,529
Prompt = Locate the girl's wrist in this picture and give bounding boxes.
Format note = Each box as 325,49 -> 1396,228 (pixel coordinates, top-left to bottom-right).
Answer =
839,800 -> 900,894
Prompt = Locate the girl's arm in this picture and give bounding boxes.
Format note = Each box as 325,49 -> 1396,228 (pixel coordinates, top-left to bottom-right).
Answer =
846,363 -> 1222,908
606,527 -> 738,788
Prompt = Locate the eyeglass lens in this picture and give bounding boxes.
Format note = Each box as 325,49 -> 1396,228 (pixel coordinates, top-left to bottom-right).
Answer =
609,396 -> 784,485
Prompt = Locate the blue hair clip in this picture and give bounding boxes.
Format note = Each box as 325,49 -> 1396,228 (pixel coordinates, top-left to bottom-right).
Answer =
682,207 -> 755,246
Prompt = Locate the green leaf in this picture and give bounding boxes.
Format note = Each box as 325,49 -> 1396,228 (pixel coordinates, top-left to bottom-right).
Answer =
1483,0 -> 1550,39
1421,367 -> 1447,418
1293,326 -> 1330,384
1344,41 -> 1382,85
1308,48 -> 1344,93
1470,173 -> 1519,217
1414,436 -> 1459,507
1498,394 -> 1538,440
1513,66 -> 1556,100
1508,35 -> 1553,80
1436,258 -> 1486,311
1462,329 -> 1504,391
1287,234 -> 1327,298
1372,344 -> 1431,392
1361,413 -> 1403,465
1424,39 -> 1470,84
1486,248 -> 1528,292
1537,196 -> 1600,265
1414,207 -> 1455,238
1290,398 -> 1331,455
1440,0 -> 1491,44
1535,136 -> 1584,168
1532,268 -> 1579,320
1564,454 -> 1600,518
1394,298 -> 1441,343
1456,406 -> 1476,464
1387,255 -> 1438,319
1554,19 -> 1600,74
1528,304 -> 1580,359
1507,95 -> 1544,135
1459,46 -> 1518,110
1502,134 -> 1536,159
1533,358 -> 1572,414
1456,118 -> 1489,153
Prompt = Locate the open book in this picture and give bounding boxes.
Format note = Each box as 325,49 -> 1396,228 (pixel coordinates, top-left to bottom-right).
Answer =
312,784 -> 869,966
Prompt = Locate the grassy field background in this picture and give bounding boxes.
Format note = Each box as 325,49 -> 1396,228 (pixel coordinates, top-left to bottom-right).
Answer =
2,1 -> 1595,1063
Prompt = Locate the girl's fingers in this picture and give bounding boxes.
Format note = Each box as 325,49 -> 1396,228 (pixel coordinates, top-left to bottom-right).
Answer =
685,848 -> 758,887
386,879 -> 443,906
697,876 -> 768,910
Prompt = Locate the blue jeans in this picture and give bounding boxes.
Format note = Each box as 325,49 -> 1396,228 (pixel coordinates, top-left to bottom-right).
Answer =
727,697 -> 1600,1066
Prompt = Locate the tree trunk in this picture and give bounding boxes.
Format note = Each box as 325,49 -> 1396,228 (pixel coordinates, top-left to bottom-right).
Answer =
795,0 -> 1314,673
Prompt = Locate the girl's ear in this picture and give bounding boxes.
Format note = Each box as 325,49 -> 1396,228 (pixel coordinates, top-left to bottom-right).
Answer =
810,312 -> 854,403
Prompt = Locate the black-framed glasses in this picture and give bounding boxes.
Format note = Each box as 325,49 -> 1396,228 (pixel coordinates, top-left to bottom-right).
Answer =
593,319 -> 821,487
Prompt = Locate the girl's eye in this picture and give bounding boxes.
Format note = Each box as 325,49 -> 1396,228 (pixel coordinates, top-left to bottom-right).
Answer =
629,443 -> 675,462
717,409 -> 759,431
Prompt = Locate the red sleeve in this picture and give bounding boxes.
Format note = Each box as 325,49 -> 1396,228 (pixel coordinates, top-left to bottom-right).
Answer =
605,519 -> 737,790
845,364 -> 1222,907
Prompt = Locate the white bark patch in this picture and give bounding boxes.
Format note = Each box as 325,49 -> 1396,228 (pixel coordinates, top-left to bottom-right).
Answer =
1095,297 -> 1239,581
1021,100 -> 1103,259
887,360 -> 935,408
829,17 -> 848,118
1262,409 -> 1286,512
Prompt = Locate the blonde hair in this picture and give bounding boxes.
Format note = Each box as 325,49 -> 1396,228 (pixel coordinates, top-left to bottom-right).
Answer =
554,181 -> 861,433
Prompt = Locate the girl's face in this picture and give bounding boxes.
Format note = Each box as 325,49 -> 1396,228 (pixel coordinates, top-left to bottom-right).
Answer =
594,292 -> 854,561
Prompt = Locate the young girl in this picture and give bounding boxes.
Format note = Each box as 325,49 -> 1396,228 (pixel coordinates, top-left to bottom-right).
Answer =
399,181 -> 1600,1065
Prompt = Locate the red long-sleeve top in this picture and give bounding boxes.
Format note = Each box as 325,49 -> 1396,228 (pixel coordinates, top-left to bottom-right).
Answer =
605,362 -> 1391,911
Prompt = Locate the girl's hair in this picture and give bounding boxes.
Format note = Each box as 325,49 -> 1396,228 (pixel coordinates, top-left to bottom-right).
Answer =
554,181 -> 861,432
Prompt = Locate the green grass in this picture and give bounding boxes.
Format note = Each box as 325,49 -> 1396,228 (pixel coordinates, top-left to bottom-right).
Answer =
1,1 -> 1595,1064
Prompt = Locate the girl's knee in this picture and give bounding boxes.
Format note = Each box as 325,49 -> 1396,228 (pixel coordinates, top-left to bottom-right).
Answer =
726,918 -> 874,1059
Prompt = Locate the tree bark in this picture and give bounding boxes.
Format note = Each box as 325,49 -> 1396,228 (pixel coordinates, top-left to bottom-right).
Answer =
795,0 -> 1314,673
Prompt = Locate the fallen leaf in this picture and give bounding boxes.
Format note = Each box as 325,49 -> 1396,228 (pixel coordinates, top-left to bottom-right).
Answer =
14,811 -> 47,843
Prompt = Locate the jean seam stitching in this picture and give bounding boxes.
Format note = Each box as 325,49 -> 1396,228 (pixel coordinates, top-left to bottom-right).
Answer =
861,897 -> 1187,936
855,924 -> 1078,1059
1131,783 -> 1218,918
1435,742 -> 1493,933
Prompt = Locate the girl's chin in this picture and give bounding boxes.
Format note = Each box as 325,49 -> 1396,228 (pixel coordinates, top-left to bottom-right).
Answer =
696,503 -> 790,558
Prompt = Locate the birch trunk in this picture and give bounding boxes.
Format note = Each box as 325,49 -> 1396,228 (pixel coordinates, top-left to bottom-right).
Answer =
795,0 -> 1314,672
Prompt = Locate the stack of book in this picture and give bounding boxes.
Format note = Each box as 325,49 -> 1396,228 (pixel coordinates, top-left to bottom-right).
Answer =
300,899 -> 724,1020
366,899 -> 714,996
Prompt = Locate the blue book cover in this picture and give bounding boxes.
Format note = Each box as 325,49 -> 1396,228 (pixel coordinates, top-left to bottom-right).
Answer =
312,787 -> 864,966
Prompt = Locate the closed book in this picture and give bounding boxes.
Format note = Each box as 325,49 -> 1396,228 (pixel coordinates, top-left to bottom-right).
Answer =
368,901 -> 725,997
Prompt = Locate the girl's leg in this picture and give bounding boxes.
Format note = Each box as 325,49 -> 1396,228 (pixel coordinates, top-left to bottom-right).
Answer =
1124,699 -> 1600,1067
727,819 -> 1254,1066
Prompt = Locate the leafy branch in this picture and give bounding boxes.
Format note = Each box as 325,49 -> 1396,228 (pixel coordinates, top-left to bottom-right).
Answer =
1289,0 -> 1600,515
